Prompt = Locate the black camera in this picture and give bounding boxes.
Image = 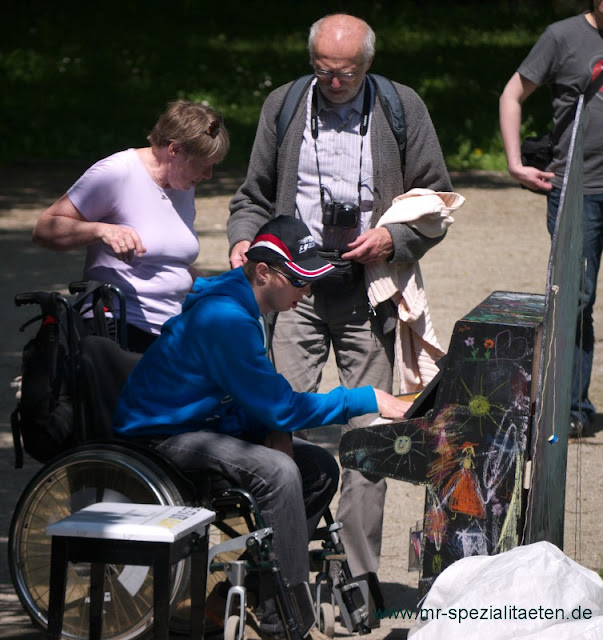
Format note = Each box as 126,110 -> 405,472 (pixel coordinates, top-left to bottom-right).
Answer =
322,201 -> 360,228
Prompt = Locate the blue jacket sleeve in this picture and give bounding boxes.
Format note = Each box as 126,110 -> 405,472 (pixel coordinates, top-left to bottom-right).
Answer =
198,302 -> 377,436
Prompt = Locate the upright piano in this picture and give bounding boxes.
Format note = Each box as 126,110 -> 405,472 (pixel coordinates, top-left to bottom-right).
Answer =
340,95 -> 586,600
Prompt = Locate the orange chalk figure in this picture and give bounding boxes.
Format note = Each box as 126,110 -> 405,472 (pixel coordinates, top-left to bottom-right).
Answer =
425,504 -> 447,550
442,441 -> 486,518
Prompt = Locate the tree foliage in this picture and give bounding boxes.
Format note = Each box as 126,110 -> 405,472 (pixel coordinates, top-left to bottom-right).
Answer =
1,0 -> 585,169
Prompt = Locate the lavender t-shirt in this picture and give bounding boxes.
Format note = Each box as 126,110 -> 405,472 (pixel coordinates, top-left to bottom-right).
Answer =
68,149 -> 200,333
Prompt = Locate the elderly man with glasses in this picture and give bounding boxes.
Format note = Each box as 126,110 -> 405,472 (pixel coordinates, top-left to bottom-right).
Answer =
227,13 -> 453,580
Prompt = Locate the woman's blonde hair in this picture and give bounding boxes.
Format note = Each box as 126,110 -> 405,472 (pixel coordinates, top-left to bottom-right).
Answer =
148,99 -> 229,163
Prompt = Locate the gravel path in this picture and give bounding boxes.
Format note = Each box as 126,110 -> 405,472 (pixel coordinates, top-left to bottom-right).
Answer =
0,165 -> 600,639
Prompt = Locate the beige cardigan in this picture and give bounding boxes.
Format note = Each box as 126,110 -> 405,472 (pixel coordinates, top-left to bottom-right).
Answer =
365,189 -> 465,393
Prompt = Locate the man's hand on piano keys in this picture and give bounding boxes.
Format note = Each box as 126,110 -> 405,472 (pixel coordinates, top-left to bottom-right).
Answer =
374,389 -> 414,419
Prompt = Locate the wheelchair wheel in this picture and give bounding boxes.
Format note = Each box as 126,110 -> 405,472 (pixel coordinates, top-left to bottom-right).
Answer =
318,602 -> 335,637
224,614 -> 243,640
9,443 -> 190,640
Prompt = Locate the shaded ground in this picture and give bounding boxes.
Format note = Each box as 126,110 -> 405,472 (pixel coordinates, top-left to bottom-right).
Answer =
0,164 -> 601,639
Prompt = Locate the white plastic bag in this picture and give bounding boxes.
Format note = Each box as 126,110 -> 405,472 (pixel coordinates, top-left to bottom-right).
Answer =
409,541 -> 603,639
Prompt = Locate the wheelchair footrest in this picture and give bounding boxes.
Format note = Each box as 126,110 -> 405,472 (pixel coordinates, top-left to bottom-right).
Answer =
333,571 -> 384,634
282,581 -> 317,638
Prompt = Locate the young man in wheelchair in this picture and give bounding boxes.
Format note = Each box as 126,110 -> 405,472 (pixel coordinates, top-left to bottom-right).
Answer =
113,216 -> 411,638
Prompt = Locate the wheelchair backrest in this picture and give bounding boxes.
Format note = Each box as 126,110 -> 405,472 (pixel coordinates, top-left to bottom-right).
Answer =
78,336 -> 141,441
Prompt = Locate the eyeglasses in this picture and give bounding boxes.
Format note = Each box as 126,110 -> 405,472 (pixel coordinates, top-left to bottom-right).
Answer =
268,264 -> 311,288
204,116 -> 223,138
314,68 -> 359,81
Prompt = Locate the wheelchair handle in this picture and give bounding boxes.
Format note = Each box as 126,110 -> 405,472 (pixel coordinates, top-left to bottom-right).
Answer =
15,291 -> 72,311
68,281 -> 88,294
15,292 -> 52,307
69,280 -> 125,304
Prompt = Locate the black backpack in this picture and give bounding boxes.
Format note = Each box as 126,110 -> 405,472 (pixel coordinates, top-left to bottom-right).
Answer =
11,282 -> 127,468
11,292 -> 83,467
276,73 -> 407,175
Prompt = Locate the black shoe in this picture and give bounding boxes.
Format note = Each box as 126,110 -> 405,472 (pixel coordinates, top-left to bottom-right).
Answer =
570,411 -> 592,438
569,419 -> 583,438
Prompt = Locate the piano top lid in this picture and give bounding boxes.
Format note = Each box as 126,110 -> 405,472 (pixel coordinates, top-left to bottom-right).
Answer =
461,291 -> 545,327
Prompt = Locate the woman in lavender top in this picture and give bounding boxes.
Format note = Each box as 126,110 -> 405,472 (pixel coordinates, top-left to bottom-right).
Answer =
33,100 -> 229,352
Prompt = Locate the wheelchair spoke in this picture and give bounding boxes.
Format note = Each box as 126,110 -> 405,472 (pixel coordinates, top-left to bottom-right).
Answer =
9,445 -> 187,640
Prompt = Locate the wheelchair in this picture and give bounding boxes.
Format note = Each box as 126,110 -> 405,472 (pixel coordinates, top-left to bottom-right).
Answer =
8,288 -> 382,640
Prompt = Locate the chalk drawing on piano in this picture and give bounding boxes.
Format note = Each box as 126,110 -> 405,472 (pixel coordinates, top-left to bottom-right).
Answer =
493,329 -> 531,361
420,404 -> 527,571
495,446 -> 525,553
424,487 -> 447,574
510,365 -> 531,412
464,335 -> 494,361
463,331 -> 532,363
458,375 -> 508,436
365,422 -> 428,476
337,417 -> 434,481
441,442 -> 486,519
394,434 -> 412,455
482,414 -> 524,505
425,408 -> 460,487
424,487 -> 447,551
454,523 -> 489,557
482,412 -> 527,552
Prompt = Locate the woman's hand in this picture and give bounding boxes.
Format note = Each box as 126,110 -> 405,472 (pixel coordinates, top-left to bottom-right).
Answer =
33,194 -> 146,261
98,224 -> 146,262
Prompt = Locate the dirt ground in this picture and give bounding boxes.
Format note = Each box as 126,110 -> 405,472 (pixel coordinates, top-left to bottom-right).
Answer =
0,164 -> 601,639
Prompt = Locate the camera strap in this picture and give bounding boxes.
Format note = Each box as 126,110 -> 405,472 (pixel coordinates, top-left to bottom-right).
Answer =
312,81 -> 372,215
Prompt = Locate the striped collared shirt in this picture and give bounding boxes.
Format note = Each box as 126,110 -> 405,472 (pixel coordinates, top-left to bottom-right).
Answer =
295,78 -> 374,251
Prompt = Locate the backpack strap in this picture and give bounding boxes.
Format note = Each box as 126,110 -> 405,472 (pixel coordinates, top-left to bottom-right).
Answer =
276,73 -> 406,176
548,70 -> 603,148
368,73 -> 407,175
276,75 -> 314,148
584,68 -> 603,104
11,406 -> 24,469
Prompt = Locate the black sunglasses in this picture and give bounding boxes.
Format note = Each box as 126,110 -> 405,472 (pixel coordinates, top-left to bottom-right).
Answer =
204,116 -> 223,139
268,264 -> 311,288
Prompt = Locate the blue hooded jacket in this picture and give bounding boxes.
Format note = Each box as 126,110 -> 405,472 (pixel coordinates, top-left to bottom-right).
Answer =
113,268 -> 377,440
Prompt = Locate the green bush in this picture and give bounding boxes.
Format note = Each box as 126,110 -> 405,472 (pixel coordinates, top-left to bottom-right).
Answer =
1,1 -> 578,170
